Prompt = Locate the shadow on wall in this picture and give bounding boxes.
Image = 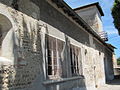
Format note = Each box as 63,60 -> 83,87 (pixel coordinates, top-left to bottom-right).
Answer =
0,12 -> 46,89
0,0 -> 105,53
45,78 -> 87,90
0,1 -> 88,90
0,0 -> 90,46
0,14 -> 13,89
0,13 -> 87,90
11,17 -> 46,89
107,78 -> 120,85
0,14 -> 12,51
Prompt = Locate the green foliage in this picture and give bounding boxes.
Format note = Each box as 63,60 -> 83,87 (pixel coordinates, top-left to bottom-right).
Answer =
111,0 -> 120,34
117,57 -> 120,65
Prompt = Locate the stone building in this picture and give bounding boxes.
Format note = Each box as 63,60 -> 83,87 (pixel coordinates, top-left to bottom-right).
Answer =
0,0 -> 114,90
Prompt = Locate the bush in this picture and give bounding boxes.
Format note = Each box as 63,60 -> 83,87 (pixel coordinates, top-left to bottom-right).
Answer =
117,57 -> 120,65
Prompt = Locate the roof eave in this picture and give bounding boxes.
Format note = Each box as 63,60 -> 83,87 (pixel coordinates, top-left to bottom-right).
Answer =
50,0 -> 113,52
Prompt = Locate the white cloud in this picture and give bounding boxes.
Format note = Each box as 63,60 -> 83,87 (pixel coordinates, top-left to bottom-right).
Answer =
104,26 -> 118,35
100,0 -> 114,7
107,30 -> 118,35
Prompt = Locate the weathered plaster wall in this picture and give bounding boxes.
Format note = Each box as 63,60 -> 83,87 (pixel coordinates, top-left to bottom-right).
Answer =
113,54 -> 117,68
0,0 -> 114,90
75,6 -> 103,33
104,48 -> 114,82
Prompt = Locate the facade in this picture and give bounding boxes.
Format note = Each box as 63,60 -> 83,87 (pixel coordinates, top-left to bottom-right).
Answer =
0,0 -> 114,90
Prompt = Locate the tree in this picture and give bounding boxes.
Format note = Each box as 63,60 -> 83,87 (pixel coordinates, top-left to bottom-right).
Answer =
117,57 -> 120,65
111,0 -> 120,34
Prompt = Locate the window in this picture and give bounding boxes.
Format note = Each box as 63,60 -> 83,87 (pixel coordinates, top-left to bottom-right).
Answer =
70,45 -> 81,76
46,35 -> 64,79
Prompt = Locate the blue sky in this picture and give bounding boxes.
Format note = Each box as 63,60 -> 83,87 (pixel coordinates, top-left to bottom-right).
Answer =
64,0 -> 120,58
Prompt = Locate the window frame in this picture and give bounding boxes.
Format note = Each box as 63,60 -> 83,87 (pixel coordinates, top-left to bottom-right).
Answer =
70,44 -> 82,76
46,34 -> 64,79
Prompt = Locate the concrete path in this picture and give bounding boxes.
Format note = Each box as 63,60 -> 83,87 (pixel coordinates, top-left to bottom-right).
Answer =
98,79 -> 120,90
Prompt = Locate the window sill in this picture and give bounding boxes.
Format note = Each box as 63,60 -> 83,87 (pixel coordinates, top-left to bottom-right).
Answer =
43,75 -> 84,85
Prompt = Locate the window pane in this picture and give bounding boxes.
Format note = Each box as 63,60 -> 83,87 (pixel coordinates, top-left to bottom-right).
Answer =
53,57 -> 57,65
48,56 -> 52,65
53,50 -> 57,58
48,37 -> 53,49
57,39 -> 64,52
54,66 -> 57,75
70,44 -> 81,76
52,38 -> 56,50
46,35 -> 65,77
48,65 -> 52,75
48,50 -> 52,57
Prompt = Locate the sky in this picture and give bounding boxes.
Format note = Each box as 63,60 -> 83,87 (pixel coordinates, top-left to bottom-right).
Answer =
64,0 -> 120,58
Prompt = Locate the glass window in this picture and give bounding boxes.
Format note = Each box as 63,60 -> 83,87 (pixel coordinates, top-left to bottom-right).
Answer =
46,35 -> 64,79
70,45 -> 82,76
